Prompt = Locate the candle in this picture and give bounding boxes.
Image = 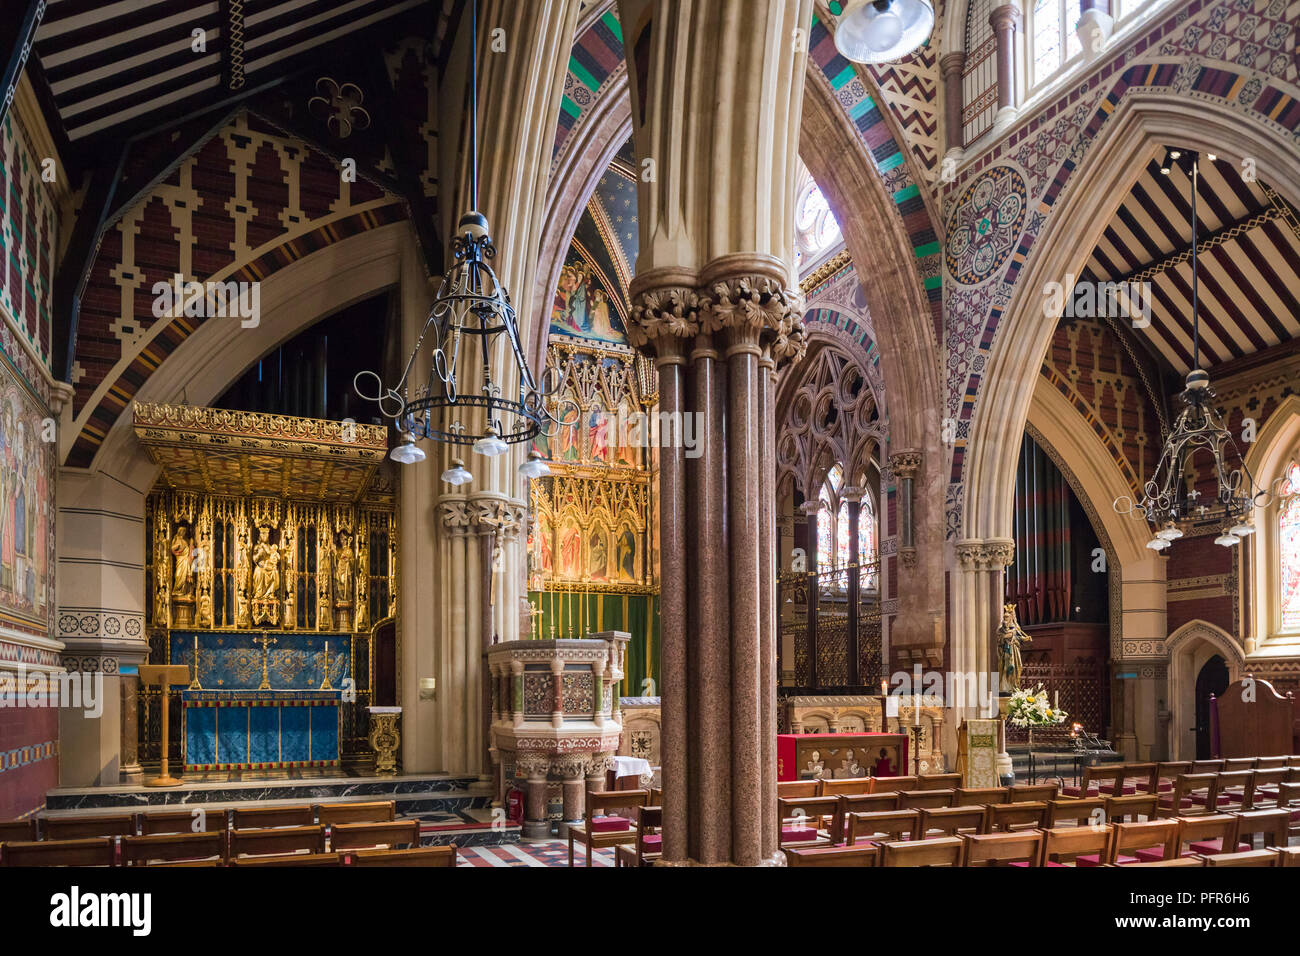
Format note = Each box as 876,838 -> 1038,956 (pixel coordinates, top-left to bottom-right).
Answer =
914,692 -> 920,726
1054,690 -> 1059,710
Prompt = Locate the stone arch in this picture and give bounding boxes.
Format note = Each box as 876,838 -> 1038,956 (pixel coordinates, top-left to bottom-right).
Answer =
963,94 -> 1300,545
1166,618 -> 1246,761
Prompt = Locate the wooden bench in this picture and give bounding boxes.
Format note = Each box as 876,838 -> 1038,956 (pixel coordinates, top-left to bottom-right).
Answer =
868,775 -> 918,794
1108,820 -> 1180,865
1223,757 -> 1257,772
349,846 -> 457,867
329,820 -> 420,851
985,801 -> 1047,833
776,780 -> 821,799
916,773 -> 962,791
1158,774 -> 1218,818
845,810 -> 921,846
1232,808 -> 1289,850
919,805 -> 986,837
1119,763 -> 1159,795
1009,784 -> 1058,803
1248,768 -> 1289,808
1152,761 -> 1192,793
568,789 -> 649,867
0,820 -> 37,843
1102,794 -> 1156,823
776,795 -> 838,846
878,836 -> 963,866
1255,756 -> 1288,770
122,832 -> 226,866
784,843 -> 880,867
0,837 -> 115,866
1046,797 -> 1105,827
1274,846 -> 1300,866
1191,759 -> 1225,774
140,809 -> 226,835
231,805 -> 315,830
1201,849 -> 1278,867
1109,856 -> 1204,867
899,789 -> 955,810
42,814 -> 137,840
819,779 -> 873,797
227,825 -> 326,860
1062,763 -> 1125,798
1212,770 -> 1255,811
829,794 -> 899,844
1040,825 -> 1112,866
614,806 -> 662,868
962,830 -> 1044,866
955,787 -> 1008,805
315,801 -> 396,826
229,852 -> 342,866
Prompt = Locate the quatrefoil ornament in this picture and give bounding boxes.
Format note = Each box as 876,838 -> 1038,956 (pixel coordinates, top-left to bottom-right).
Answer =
308,78 -> 371,139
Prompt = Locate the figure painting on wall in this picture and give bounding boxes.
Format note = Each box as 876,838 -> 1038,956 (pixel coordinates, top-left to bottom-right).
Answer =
589,529 -> 608,581
559,521 -> 582,580
617,528 -> 635,581
0,371 -> 54,626
550,257 -> 627,345
589,407 -> 609,462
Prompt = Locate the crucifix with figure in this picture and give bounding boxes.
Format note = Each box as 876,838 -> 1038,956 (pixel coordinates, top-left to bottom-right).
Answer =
254,632 -> 278,690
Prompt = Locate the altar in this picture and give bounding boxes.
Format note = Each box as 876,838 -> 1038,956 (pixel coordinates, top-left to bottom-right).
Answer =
183,690 -> 341,770
777,732 -> 909,781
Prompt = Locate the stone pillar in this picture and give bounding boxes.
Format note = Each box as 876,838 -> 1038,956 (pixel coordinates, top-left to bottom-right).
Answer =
519,754 -> 552,840
843,486 -> 863,686
989,4 -> 1022,134
799,500 -> 821,688
939,51 -> 966,166
1078,0 -> 1113,61
119,673 -> 142,783
557,756 -> 587,835
954,538 -> 1016,780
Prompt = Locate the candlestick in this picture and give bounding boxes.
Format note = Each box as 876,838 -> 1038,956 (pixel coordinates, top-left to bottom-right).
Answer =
188,634 -> 203,689
319,640 -> 333,690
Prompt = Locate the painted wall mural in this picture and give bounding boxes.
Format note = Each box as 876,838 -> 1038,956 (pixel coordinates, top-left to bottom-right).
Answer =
0,355 -> 52,637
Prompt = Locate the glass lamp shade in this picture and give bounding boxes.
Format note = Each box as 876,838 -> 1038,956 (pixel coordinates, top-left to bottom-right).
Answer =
1155,522 -> 1184,542
835,0 -> 934,64
390,435 -> 426,464
473,426 -> 508,457
1214,531 -> 1240,548
1229,521 -> 1255,537
1145,536 -> 1170,552
518,450 -> 551,479
441,457 -> 473,486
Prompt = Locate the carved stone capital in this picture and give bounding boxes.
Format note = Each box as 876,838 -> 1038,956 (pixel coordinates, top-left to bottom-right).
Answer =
515,753 -> 551,779
629,286 -> 702,349
550,754 -> 588,779
956,538 -> 1016,572
939,51 -> 966,81
438,500 -> 475,535
989,3 -> 1022,32
889,450 -> 923,480
584,752 -> 615,777
703,274 -> 806,365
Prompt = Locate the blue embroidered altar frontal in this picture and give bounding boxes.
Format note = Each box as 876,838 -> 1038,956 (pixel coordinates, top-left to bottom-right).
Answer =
182,690 -> 341,771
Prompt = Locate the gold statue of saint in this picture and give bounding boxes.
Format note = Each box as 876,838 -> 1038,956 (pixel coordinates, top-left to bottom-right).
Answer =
251,525 -> 282,625
170,523 -> 195,599
997,603 -> 1032,694
334,531 -> 354,603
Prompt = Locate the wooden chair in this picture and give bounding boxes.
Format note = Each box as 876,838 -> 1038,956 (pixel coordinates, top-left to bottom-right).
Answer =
1191,759 -> 1225,774
1201,849 -> 1278,867
1107,820 -> 1180,866
1255,756 -> 1288,770
878,836 -> 963,866
230,852 -> 342,866
899,789 -> 955,810
1232,808 -> 1289,850
1111,856 -> 1204,867
329,820 -> 420,851
829,793 -> 899,845
820,778 -> 874,796
1103,794 -> 1157,823
961,830 -> 1044,866
1061,763 -> 1123,798
1223,757 -> 1257,772
1212,770 -> 1254,811
0,838 -> 115,867
1158,774 -> 1219,818
1274,846 -> 1300,866
1279,781 -> 1300,839
776,780 -> 821,799
1009,784 -> 1058,803
231,805 -> 314,830
349,846 -> 457,867
227,825 -> 326,860
568,789 -> 649,867
956,787 -> 1008,805
776,795 -> 838,846
1152,761 -> 1192,793
784,843 -> 880,867
1162,815 -> 1245,859
1119,763 -> 1159,795
140,809 -> 226,835
614,806 -> 662,868
1046,797 -> 1105,827
0,820 -> 37,843
315,801 -> 396,826
917,773 -> 962,791
985,801 -> 1047,833
868,775 -> 917,794
1040,825 -> 1112,866
1247,768 -> 1288,808
42,814 -> 137,841
1094,764 -> 1135,796
122,832 -> 225,866
845,809 -> 921,846
919,805 -> 986,837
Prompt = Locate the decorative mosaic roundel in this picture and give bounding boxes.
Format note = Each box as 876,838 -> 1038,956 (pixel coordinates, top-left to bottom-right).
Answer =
945,166 -> 1028,286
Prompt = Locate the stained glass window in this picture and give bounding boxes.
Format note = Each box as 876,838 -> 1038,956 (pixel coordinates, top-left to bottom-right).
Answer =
1281,462 -> 1300,630
1032,0 -> 1083,87
794,166 -> 842,269
817,488 -> 834,571
860,495 -> 878,590
837,500 -> 850,569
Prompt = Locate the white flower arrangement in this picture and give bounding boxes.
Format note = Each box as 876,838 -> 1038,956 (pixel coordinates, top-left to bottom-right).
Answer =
1006,683 -> 1068,728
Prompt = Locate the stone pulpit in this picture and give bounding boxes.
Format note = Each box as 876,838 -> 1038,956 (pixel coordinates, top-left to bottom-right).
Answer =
487,631 -> 629,840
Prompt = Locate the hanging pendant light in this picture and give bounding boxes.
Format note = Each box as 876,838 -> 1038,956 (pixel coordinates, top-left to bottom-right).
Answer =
1114,149 -> 1269,546
834,0 -> 935,64
518,449 -> 551,479
440,457 -> 473,486
354,0 -> 575,463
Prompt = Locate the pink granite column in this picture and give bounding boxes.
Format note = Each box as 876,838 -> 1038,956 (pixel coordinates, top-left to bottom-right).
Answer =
758,350 -> 778,861
940,51 -> 966,157
989,5 -> 1022,121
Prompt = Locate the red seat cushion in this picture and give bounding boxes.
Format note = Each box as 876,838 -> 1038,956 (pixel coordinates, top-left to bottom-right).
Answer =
1158,795 -> 1192,809
781,827 -> 817,843
591,816 -> 631,833
1188,838 -> 1250,855
1077,852 -> 1137,867
641,834 -> 662,851
1060,786 -> 1098,798
1098,784 -> 1138,795
1134,846 -> 1165,863
1289,808 -> 1300,823
1009,860 -> 1066,867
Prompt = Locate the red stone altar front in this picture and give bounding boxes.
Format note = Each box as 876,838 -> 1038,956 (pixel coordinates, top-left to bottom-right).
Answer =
777,732 -> 909,781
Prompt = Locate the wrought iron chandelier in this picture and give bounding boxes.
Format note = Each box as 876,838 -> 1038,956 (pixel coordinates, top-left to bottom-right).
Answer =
1114,149 -> 1268,550
354,0 -> 571,480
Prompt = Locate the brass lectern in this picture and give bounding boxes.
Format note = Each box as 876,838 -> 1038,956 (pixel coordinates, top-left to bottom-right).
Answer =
139,664 -> 191,787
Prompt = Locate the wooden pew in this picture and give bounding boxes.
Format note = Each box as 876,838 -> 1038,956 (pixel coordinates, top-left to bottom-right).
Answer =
1279,781 -> 1300,840
0,820 -> 37,843
42,814 -> 137,841
899,789 -> 955,810
1158,774 -> 1218,818
231,805 -> 315,830
568,790 -> 649,867
845,810 -> 921,845
819,779 -> 873,797
1232,808 -> 1289,850
614,806 -> 662,868
879,836 -> 963,866
1152,761 -> 1192,793
962,831 -> 1044,867
0,838 -> 115,867
230,853 -> 342,866
1041,826 -> 1112,866
1274,846 -> 1300,866
985,801 -> 1047,833
776,795 -> 838,846
956,787 -> 1008,805
784,843 -> 880,867
916,773 -> 962,791
1256,756 -> 1288,770
227,825 -> 326,860
1201,849 -> 1278,867
141,809 -> 226,835
1212,770 -> 1255,811
1249,768 -> 1289,807
776,780 -> 821,799
868,775 -> 918,794
1108,820 -> 1180,865
1061,763 -> 1124,798
1009,784 -> 1058,803
315,801 -> 396,826
1223,757 -> 1258,772
1169,815 -> 1246,858
1191,759 -> 1225,774
1110,856 -> 1204,867
329,820 -> 420,851
1046,797 -> 1105,827
1119,763 -> 1158,796
122,832 -> 225,866
349,846 -> 457,867
1103,794 -> 1157,823
829,794 -> 899,845
919,805 -> 986,837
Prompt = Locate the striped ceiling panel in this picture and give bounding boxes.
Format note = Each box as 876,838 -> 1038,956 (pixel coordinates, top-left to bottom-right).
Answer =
1082,150 -> 1300,377
34,0 -> 428,143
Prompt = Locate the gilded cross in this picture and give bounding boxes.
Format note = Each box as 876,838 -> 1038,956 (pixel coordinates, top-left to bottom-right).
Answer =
254,632 -> 278,690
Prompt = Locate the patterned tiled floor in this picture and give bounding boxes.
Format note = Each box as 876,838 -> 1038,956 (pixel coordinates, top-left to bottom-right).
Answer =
456,840 -> 616,867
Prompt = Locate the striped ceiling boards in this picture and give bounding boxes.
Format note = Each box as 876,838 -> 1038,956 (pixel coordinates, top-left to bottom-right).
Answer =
1081,150 -> 1300,378
33,0 -> 430,144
